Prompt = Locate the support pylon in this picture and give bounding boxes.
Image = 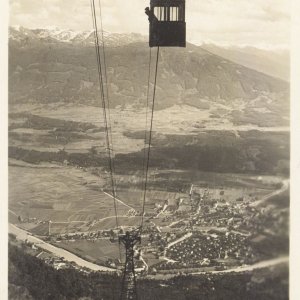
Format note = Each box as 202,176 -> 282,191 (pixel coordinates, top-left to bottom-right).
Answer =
119,230 -> 141,300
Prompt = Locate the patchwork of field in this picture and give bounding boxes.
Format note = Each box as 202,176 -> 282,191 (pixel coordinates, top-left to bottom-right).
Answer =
9,158 -> 284,235
54,239 -> 120,264
115,170 -> 282,204
90,216 -> 142,231
194,186 -> 271,203
9,162 -> 131,227
9,103 -> 289,171
115,188 -> 186,210
8,101 -> 288,267
9,104 -> 146,155
11,103 -> 289,136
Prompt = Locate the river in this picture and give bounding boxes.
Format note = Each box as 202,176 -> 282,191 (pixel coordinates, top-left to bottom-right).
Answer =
9,223 -> 115,272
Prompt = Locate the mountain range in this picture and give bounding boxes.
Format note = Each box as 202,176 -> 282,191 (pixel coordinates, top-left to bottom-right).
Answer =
9,27 -> 289,123
9,26 -> 147,46
201,44 -> 290,81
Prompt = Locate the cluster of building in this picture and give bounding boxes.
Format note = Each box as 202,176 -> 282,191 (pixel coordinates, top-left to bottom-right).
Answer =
139,184 -> 288,273
52,229 -> 120,243
166,231 -> 255,268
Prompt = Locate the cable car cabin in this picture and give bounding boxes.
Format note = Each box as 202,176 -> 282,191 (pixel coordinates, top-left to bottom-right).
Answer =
146,0 -> 186,47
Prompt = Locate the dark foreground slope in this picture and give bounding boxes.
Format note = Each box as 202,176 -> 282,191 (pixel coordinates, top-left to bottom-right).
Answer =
9,244 -> 288,300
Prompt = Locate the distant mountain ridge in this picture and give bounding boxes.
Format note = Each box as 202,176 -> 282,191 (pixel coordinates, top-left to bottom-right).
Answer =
9,27 -> 289,121
201,44 -> 290,81
9,26 -> 147,47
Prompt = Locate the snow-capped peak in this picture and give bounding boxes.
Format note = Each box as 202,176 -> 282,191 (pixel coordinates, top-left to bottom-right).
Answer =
9,26 -> 147,46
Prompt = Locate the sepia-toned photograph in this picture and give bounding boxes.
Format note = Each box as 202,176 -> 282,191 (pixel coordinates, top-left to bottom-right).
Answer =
4,0 -> 296,299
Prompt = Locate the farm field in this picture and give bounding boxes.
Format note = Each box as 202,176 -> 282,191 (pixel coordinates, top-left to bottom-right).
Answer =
90,216 -> 142,231
10,103 -> 289,134
114,170 -> 283,208
8,102 -> 289,271
9,103 -> 290,163
9,162 -> 131,231
9,105 -> 146,155
9,159 -> 284,213
115,187 -> 187,211
53,239 -> 120,264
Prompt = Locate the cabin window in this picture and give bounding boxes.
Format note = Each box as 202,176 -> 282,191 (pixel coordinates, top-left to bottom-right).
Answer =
154,6 -> 166,21
154,6 -> 183,21
170,7 -> 178,21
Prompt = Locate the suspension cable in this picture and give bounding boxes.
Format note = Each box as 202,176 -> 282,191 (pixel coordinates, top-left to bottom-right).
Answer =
90,0 -> 119,230
97,0 -> 123,262
140,47 -> 160,231
141,47 -> 152,196
98,0 -> 116,176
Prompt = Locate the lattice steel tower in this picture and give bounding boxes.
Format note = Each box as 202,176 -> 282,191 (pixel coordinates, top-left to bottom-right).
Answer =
119,230 -> 141,300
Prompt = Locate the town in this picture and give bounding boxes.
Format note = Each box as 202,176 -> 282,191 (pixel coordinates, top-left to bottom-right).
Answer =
10,179 -> 289,276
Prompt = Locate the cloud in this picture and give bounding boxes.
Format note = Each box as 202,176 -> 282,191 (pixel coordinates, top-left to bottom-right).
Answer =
186,0 -> 290,47
9,0 -> 290,47
262,5 -> 290,22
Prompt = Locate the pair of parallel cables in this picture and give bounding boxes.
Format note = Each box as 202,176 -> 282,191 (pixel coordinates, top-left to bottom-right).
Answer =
90,0 -> 160,236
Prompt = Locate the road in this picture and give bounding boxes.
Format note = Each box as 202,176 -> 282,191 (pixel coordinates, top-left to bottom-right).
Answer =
67,190 -> 135,222
191,255 -> 289,275
168,219 -> 185,228
148,256 -> 289,280
9,223 -> 288,277
250,179 -> 289,207
139,253 -> 149,271
103,191 -> 136,211
162,256 -> 178,263
9,209 -> 18,217
166,232 -> 193,249
162,232 -> 193,262
9,223 -> 115,272
52,221 -> 86,224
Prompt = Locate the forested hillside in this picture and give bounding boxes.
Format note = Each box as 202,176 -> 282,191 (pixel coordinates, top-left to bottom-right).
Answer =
9,245 -> 288,300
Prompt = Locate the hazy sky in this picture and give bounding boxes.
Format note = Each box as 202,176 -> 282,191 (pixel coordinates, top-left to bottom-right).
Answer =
9,0 -> 290,48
